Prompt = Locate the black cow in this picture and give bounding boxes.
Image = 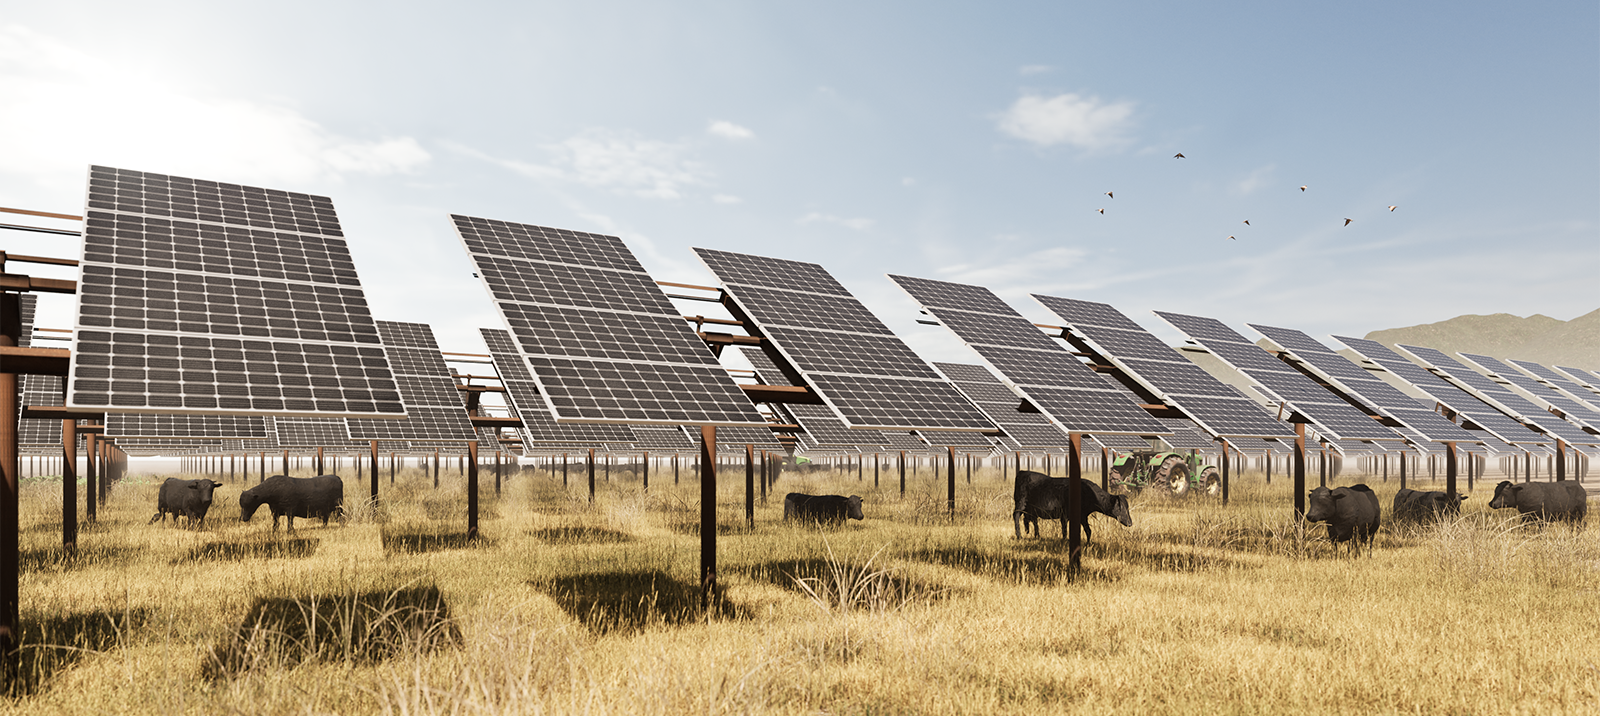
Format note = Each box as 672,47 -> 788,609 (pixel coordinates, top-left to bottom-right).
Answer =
240,474 -> 345,531
1013,471 -> 1132,544
1306,484 -> 1380,554
1392,488 -> 1467,522
148,478 -> 224,528
783,493 -> 864,525
1487,481 -> 1587,524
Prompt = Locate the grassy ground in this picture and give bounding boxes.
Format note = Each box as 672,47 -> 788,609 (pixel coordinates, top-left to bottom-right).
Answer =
5,461 -> 1598,714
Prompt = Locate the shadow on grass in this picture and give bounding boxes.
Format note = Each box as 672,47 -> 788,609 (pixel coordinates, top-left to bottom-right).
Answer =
381,530 -> 491,555
5,608 -> 152,698
422,498 -> 500,522
537,570 -> 737,635
527,526 -> 634,544
665,519 -> 759,537
742,557 -> 953,600
908,547 -> 1081,586
204,584 -> 459,680
19,545 -> 140,574
184,537 -> 320,562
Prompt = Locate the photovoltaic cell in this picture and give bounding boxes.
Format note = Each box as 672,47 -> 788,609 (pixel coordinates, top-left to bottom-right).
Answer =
1030,295 -> 1289,439
480,328 -> 636,445
1153,311 -> 1398,442
455,216 -> 767,427
1332,336 -> 1549,445
69,166 -> 402,417
696,251 -> 992,432
888,276 -> 1165,436
1399,345 -> 1595,445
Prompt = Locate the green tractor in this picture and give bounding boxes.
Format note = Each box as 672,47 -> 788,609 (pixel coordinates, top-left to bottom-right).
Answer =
1109,451 -> 1221,497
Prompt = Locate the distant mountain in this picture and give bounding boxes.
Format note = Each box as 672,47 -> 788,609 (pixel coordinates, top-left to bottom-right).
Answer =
1364,309 -> 1600,371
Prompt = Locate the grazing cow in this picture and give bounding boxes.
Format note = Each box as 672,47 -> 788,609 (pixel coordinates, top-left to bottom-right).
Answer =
1013,471 -> 1132,544
783,493 -> 864,525
240,474 -> 345,531
1392,488 -> 1467,522
1306,484 -> 1380,554
148,478 -> 224,528
1487,481 -> 1587,524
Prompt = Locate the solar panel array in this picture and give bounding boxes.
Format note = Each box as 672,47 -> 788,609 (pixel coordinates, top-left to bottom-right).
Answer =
1028,295 -> 1290,439
1398,345 -> 1596,445
480,328 -> 638,446
888,276 -> 1167,436
738,347 -> 889,448
1553,366 -> 1600,398
454,217 -> 768,427
914,430 -> 995,451
1331,336 -> 1549,445
1511,360 -> 1600,411
696,251 -> 993,432
933,362 -> 1075,448
709,425 -> 784,452
1247,324 -> 1482,444
69,166 -> 403,417
1457,354 -> 1600,429
345,321 -> 477,443
1152,311 -> 1398,442
1155,417 -> 1218,451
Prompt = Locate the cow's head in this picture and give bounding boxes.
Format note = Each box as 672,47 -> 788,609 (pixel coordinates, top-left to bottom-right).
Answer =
240,488 -> 265,522
1488,481 -> 1518,510
1108,494 -> 1133,527
1306,486 -> 1340,522
192,480 -> 222,506
846,495 -> 865,521
1434,492 -> 1467,514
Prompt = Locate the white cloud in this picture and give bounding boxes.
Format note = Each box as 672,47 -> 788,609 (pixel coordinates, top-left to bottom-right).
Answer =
1018,65 -> 1053,75
936,246 -> 1088,288
996,93 -> 1136,150
799,212 -> 875,231
0,25 -> 429,188
712,194 -> 742,204
1232,164 -> 1276,196
707,120 -> 754,140
455,128 -> 709,200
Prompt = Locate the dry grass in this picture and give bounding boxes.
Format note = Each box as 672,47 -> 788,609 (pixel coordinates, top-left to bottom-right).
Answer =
5,462 -> 1598,714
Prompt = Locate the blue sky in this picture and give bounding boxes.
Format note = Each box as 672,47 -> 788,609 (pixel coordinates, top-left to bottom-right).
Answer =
1,1 -> 1595,367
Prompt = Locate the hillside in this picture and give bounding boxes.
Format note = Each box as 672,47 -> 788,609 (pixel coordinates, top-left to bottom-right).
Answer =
1364,309 -> 1600,372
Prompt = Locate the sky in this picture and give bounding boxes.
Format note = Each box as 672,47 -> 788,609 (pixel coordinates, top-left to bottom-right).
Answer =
1,1 -> 1595,370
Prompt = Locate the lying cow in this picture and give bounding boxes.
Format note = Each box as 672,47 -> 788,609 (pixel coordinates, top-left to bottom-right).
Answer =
148,478 -> 224,528
1488,481 -> 1587,525
783,493 -> 864,525
1306,484 -> 1380,555
240,474 -> 345,531
1392,488 -> 1467,522
1013,471 -> 1132,544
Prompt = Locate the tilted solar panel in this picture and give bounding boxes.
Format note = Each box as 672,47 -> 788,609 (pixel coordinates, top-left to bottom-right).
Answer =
1456,353 -> 1600,429
1153,311 -> 1398,442
1030,295 -> 1289,439
1155,417 -> 1217,451
455,217 -> 768,427
1510,360 -> 1600,411
105,413 -> 270,439
888,276 -> 1166,436
1247,323 -> 1480,443
69,166 -> 403,417
1398,345 -> 1595,445
694,251 -> 993,432
480,328 -> 636,445
347,321 -> 477,442
1331,336 -> 1549,445
270,417 -> 355,447
1089,433 -> 1153,451
932,361 -> 1073,448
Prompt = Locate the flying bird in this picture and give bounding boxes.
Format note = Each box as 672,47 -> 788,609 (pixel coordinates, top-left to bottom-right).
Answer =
1388,205 -> 1397,212
1097,208 -> 1104,214
1227,235 -> 1236,240
1105,191 -> 1114,198
1300,185 -> 1307,192
1243,220 -> 1250,226
1344,218 -> 1353,226
1174,153 -> 1186,159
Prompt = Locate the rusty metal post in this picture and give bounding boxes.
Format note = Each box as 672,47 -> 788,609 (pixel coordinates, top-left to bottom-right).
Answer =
1220,439 -> 1231,505
642,451 -> 649,492
563,452 -> 569,487
745,444 -> 754,527
369,440 -> 379,502
0,292 -> 19,670
466,441 -> 480,540
494,450 -> 502,497
1556,440 -> 1567,481
587,448 -> 596,502
1400,450 -> 1408,489
1293,423 -> 1307,517
1066,433 -> 1084,572
62,421 -> 77,551
433,448 -> 440,488
873,453 -> 879,487
1100,447 -> 1109,490
315,446 -> 324,475
898,450 -> 906,496
389,452 -> 395,483
759,451 -> 768,503
946,446 -> 957,517
1445,442 -> 1458,500
699,426 -> 718,610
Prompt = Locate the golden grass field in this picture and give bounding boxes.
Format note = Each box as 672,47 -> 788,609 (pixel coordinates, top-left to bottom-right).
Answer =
5,459 -> 1598,715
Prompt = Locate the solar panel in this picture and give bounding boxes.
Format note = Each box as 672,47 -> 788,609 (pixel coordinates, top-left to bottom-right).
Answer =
1155,417 -> 1217,450
1553,366 -> 1600,394
887,276 -> 1166,436
880,432 -> 930,452
692,251 -> 992,432
1510,360 -> 1600,411
454,217 -> 768,427
1457,354 -> 1600,429
630,426 -> 696,450
1027,295 -> 1289,439
346,321 -> 477,443
1089,433 -> 1153,451
710,425 -> 784,452
915,430 -> 995,449
69,166 -> 402,417
1152,311 -> 1398,442
269,417 -> 355,447
1398,345 -> 1595,445
480,328 -> 637,445
105,413 -> 270,439
1331,336 -> 1550,445
932,362 -> 1074,448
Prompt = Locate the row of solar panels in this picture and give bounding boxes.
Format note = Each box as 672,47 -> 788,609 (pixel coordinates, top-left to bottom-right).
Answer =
37,165 -> 1600,461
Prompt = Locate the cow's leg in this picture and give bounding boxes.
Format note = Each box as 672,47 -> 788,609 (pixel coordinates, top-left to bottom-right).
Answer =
1013,511 -> 1023,539
272,514 -> 280,532
286,515 -> 296,532
1083,520 -> 1093,547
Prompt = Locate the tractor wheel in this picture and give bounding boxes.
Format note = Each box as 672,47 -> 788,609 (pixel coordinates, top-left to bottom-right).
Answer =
1167,463 -> 1191,496
1199,467 -> 1221,496
1154,456 -> 1185,494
